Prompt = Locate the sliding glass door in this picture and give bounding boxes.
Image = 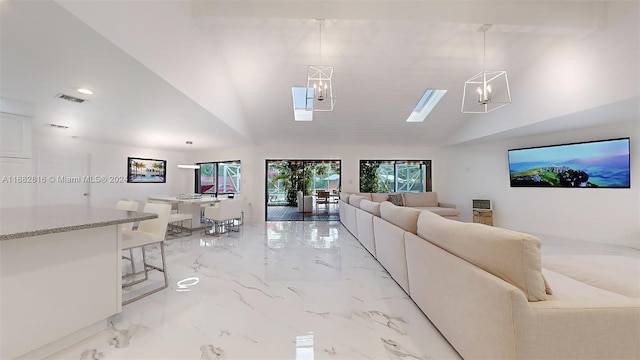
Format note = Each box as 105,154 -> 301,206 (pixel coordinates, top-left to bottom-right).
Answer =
266,159 -> 341,221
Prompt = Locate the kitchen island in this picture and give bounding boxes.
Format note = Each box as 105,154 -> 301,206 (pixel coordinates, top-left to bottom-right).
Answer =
0,205 -> 156,359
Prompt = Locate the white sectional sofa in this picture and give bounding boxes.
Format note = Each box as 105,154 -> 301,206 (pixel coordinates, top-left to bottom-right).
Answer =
339,191 -> 458,242
349,191 -> 459,220
339,194 -> 640,360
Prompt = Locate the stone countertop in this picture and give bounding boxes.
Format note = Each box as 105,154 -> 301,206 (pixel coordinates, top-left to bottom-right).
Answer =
148,195 -> 221,204
0,205 -> 157,241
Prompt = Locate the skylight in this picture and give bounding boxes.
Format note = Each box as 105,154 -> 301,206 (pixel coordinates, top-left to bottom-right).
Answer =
292,87 -> 313,121
406,89 -> 447,122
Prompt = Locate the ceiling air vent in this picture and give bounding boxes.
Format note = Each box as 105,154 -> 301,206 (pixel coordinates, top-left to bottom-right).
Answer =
43,123 -> 69,129
56,93 -> 86,103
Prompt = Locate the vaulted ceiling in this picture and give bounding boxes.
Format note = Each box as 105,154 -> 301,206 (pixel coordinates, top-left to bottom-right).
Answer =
1,1 -> 638,151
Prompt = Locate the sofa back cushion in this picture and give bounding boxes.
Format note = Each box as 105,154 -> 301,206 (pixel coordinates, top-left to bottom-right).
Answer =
380,201 -> 421,234
370,193 -> 390,203
359,199 -> 381,217
403,192 -> 438,207
339,192 -> 351,203
416,210 -> 548,301
349,194 -> 367,208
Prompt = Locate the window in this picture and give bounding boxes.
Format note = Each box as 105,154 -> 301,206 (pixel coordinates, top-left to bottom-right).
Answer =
217,161 -> 241,193
198,163 -> 217,194
195,160 -> 241,195
405,89 -> 447,122
292,87 -> 313,121
359,160 -> 431,193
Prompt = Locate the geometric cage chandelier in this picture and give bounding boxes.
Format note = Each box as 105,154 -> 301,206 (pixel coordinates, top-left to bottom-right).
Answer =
306,19 -> 336,112
461,24 -> 511,113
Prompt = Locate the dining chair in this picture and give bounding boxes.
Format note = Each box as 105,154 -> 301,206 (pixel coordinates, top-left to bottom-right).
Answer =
316,190 -> 330,211
121,202 -> 171,305
225,198 -> 243,230
232,195 -> 244,225
203,203 -> 223,235
167,212 -> 193,238
204,199 -> 243,235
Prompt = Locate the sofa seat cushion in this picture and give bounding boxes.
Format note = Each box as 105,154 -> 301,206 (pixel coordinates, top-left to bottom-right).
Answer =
540,268 -> 632,302
380,201 -> 421,234
411,206 -> 459,217
542,255 -> 640,298
359,199 -> 381,217
402,192 -> 438,207
525,270 -> 640,360
417,210 -> 548,301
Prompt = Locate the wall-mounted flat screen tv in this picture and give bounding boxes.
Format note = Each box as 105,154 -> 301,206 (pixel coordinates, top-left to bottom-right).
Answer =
508,138 -> 630,188
128,157 -> 167,183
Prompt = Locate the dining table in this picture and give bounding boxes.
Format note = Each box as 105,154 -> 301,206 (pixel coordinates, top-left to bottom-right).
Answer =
148,194 -> 224,229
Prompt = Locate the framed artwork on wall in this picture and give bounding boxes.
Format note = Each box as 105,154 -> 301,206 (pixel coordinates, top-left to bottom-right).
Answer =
508,138 -> 630,188
127,157 -> 166,183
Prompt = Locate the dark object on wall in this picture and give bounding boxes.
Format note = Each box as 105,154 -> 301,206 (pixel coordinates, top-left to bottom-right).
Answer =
128,157 -> 167,183
508,138 -> 630,188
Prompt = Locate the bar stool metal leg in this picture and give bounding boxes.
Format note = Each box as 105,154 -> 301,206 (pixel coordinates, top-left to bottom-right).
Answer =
122,242 -> 168,305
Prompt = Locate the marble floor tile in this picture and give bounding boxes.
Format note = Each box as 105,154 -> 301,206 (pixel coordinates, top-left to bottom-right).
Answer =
48,221 -> 461,360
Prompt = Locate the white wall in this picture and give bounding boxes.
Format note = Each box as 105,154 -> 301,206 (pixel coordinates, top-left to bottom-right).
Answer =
193,144 -> 445,223
440,120 -> 639,249
33,135 -> 192,208
1,113 -> 34,208
19,121 -> 638,250
448,1 -> 639,145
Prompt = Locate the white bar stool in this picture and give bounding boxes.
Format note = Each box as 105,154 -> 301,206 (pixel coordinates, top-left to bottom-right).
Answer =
121,202 -> 171,305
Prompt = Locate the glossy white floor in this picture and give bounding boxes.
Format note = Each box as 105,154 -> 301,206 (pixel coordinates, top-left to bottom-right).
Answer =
48,221 -> 461,360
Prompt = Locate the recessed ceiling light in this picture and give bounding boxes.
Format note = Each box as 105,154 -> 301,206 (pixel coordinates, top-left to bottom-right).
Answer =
77,88 -> 93,95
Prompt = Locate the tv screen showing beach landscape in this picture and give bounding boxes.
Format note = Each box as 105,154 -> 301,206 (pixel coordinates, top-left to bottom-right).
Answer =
128,157 -> 166,183
508,138 -> 630,188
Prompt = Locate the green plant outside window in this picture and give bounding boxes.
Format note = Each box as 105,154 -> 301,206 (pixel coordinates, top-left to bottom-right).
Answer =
359,160 -> 431,193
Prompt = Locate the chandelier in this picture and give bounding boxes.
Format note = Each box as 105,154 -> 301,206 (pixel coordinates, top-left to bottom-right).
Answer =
306,19 -> 336,112
461,24 -> 511,113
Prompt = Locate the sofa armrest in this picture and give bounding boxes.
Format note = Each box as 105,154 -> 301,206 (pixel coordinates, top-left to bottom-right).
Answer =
405,233 -> 521,359
437,202 -> 456,209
